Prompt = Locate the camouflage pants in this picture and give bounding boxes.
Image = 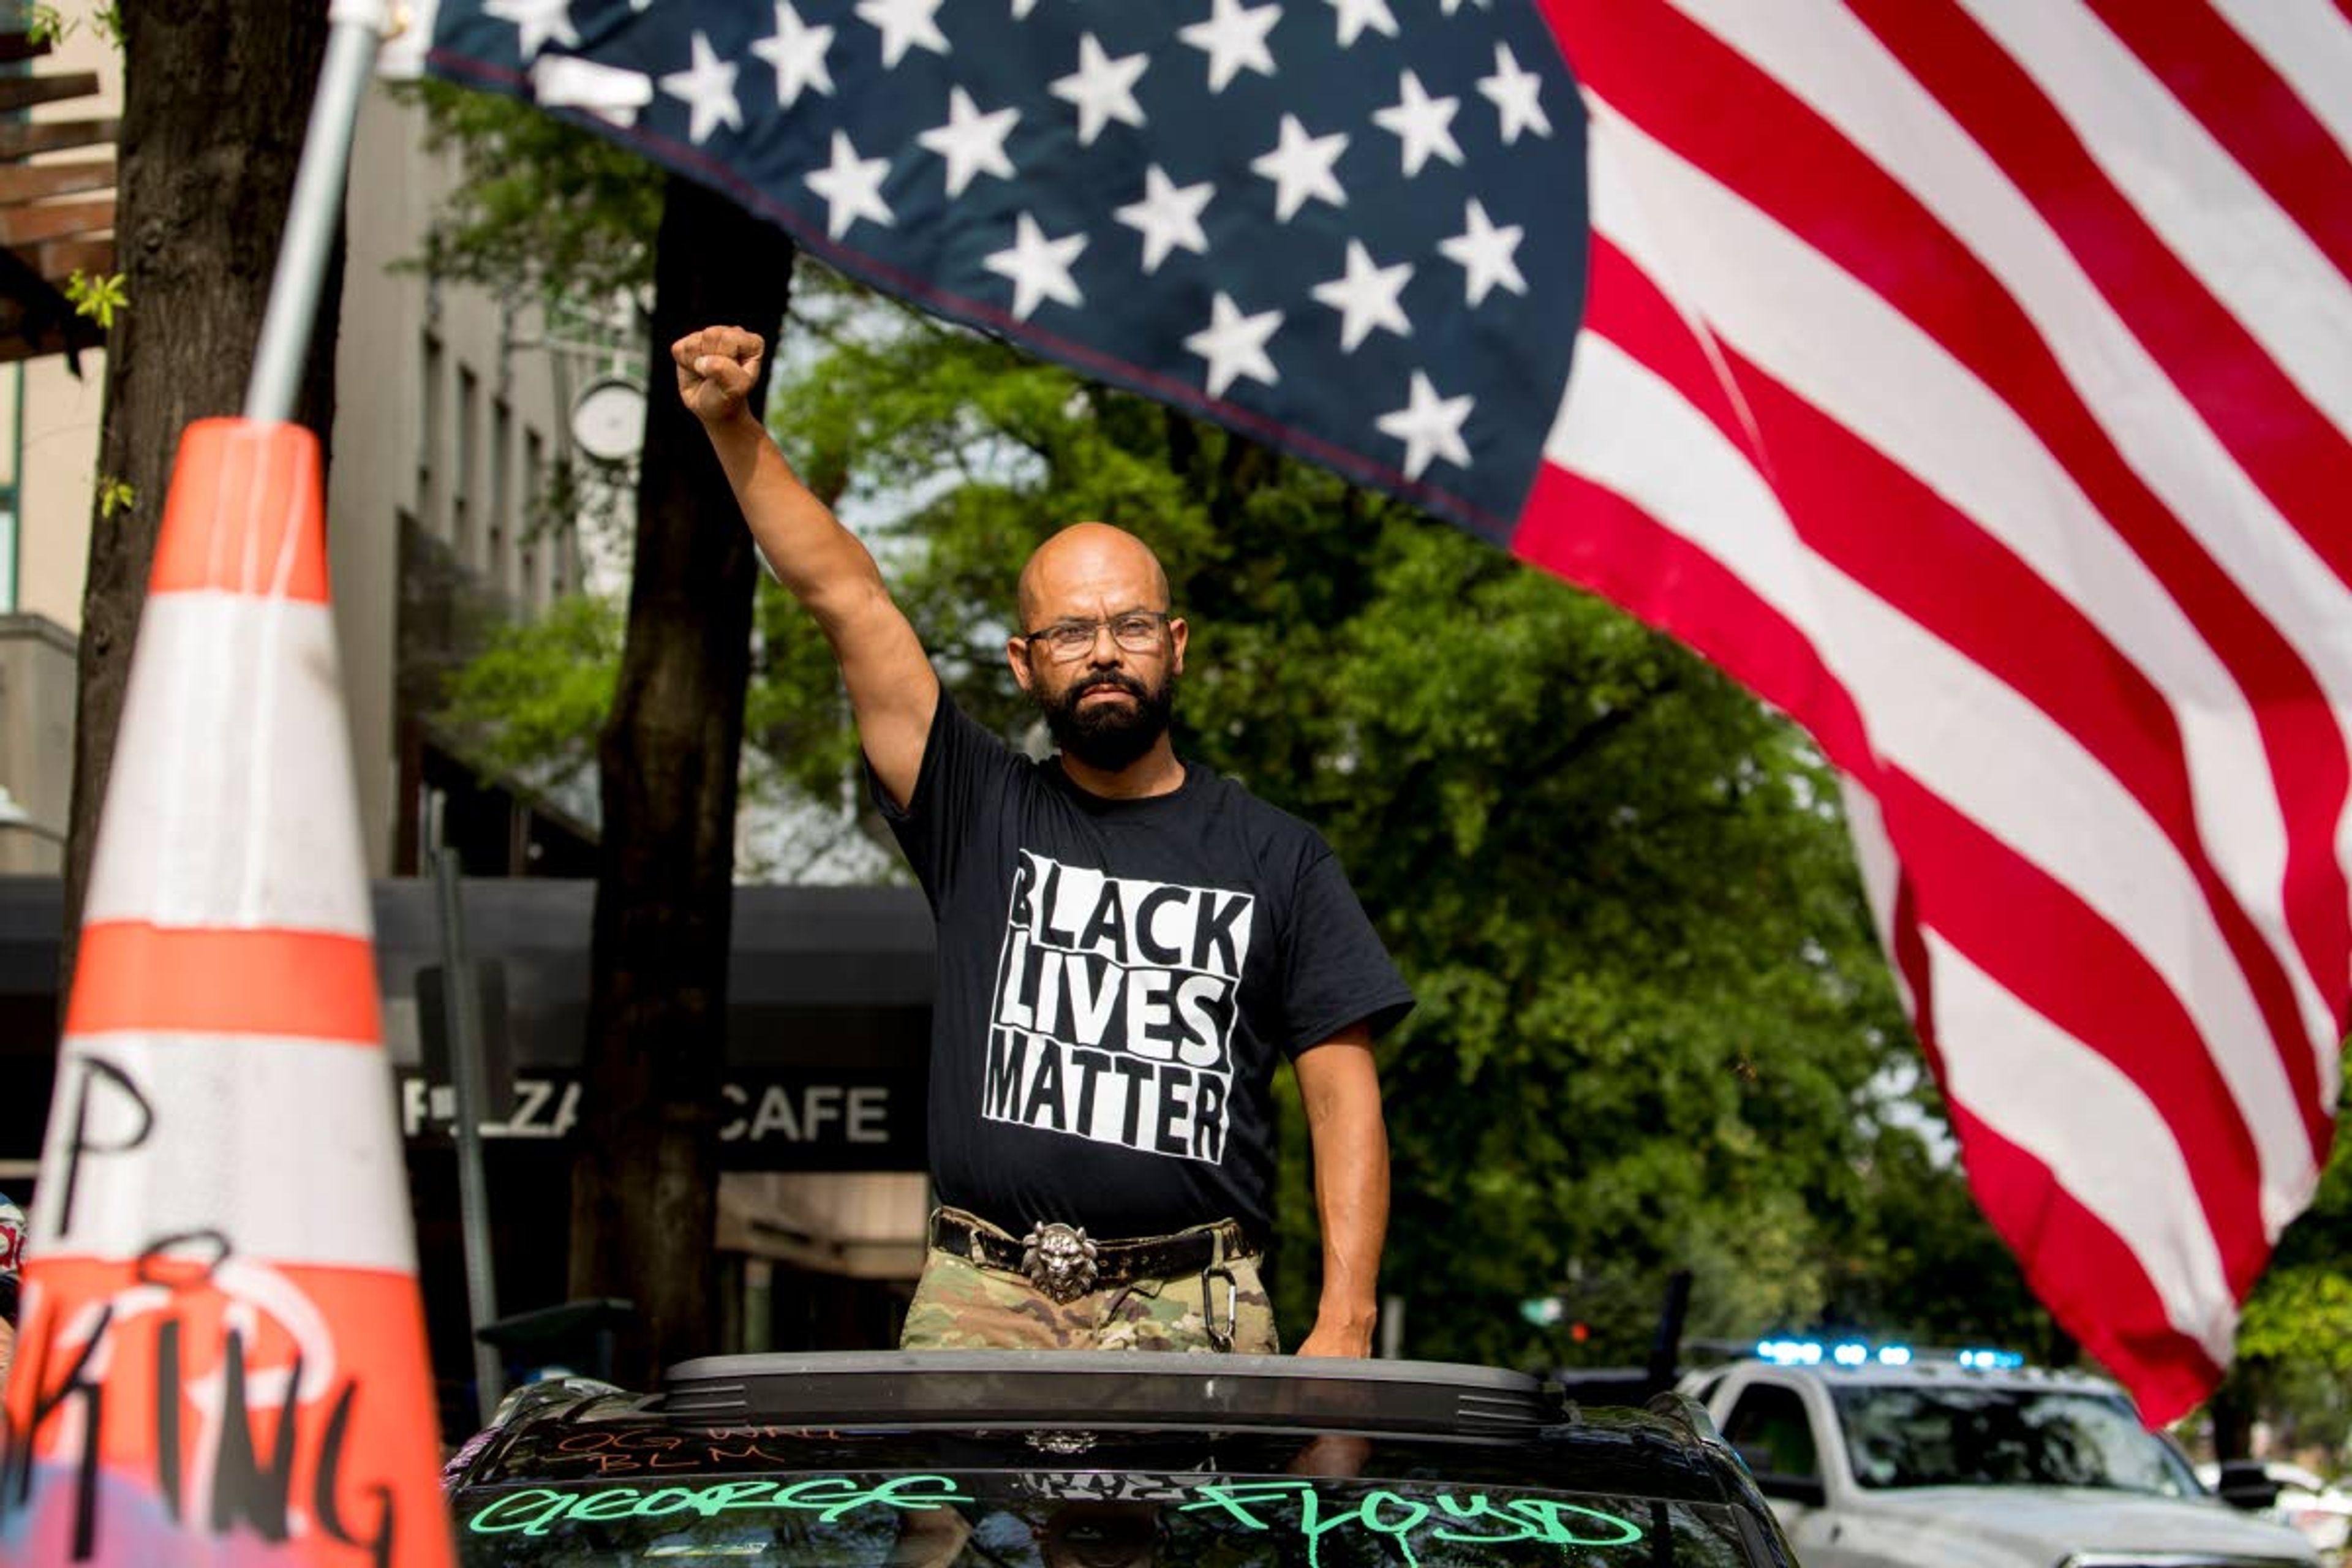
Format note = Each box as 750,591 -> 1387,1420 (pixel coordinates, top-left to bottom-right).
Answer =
899,1231 -> 1280,1353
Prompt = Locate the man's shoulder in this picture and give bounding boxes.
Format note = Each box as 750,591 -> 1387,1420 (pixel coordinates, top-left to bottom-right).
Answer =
932,688 -> 1049,784
1180,763 -> 1334,864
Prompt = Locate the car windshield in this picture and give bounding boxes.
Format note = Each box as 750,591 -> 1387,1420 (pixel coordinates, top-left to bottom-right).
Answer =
1831,1384 -> 2199,1494
452,1469 -> 1764,1567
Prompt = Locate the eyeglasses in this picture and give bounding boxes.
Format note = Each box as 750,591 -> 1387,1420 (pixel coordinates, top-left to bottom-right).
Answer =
1022,611 -> 1171,661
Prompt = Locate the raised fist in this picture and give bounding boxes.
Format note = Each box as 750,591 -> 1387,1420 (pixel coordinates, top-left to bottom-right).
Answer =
672,325 -> 766,426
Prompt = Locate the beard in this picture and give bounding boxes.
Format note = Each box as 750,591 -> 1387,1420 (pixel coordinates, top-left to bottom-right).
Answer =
1041,667 -> 1177,772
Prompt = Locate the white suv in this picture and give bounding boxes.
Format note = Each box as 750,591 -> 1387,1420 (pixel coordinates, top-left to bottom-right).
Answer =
1681,1345 -> 2316,1568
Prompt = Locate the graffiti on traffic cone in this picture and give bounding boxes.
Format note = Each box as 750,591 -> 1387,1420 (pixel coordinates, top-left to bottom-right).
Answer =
0,419 -> 453,1566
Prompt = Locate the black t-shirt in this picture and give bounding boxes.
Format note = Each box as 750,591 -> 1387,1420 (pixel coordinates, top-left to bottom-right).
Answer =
876,692 -> 1413,1241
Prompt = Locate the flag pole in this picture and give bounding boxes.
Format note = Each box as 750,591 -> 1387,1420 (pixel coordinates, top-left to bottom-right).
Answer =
243,0 -> 395,423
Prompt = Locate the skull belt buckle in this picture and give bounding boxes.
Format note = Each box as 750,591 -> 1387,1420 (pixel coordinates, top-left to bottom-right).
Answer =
1019,1221 -> 1101,1303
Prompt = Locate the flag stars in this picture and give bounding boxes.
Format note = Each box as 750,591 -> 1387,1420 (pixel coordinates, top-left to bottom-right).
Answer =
1179,0 -> 1282,94
1373,70 -> 1463,178
532,56 -> 652,127
919,87 -> 1020,197
855,0 -> 950,69
986,213 -> 1088,319
1251,114 -> 1349,222
1477,42 -> 1551,143
805,130 -> 895,239
659,32 -> 741,146
1052,34 -> 1149,146
486,0 -> 578,57
1325,0 -> 1396,47
1311,240 -> 1412,352
1186,292 -> 1284,399
750,1 -> 834,108
1376,371 -> 1474,480
1115,165 -> 1215,274
1440,198 -> 1526,305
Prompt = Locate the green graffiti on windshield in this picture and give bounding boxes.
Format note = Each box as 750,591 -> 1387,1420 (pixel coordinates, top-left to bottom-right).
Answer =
1178,1480 -> 1643,1568
467,1474 -> 973,1537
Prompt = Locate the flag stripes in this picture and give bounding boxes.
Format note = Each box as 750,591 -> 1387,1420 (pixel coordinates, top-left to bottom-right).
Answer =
1578,113 -> 2320,1185
2209,0 -> 2352,180
1851,0 -> 2352,596
1587,0 -> 2352,1059
2090,0 -> 2352,286
1923,931 -> 2236,1359
1536,0 -> 2352,1419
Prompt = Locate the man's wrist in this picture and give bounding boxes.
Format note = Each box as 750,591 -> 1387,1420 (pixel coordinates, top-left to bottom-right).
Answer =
702,404 -> 766,443
1314,1295 -> 1379,1335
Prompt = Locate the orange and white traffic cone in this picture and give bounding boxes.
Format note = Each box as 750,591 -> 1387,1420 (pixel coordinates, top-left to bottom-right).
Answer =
0,420 -> 453,1566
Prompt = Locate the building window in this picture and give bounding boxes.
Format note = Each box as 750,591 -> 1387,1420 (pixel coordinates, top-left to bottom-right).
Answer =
489,398 -> 513,595
454,365 -> 479,568
1,363 -> 20,612
523,428 -> 550,600
419,333 -> 444,540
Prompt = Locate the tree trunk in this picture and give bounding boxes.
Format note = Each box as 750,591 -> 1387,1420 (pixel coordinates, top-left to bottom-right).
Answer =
569,175 -> 794,1387
2209,1370 -> 2256,1460
61,1 -> 342,991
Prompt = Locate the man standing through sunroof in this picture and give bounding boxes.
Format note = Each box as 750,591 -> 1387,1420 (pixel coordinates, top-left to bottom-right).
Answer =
678,325 -> 1413,1357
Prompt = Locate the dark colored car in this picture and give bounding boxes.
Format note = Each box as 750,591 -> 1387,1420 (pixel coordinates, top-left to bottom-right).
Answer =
442,1351 -> 1796,1566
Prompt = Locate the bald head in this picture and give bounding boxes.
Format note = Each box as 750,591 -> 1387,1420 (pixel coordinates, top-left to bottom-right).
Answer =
1008,521 -> 1188,783
1018,522 -> 1171,630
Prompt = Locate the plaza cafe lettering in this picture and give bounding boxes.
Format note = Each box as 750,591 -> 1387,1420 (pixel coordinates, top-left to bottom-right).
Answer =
466,1474 -> 1646,1560
399,1074 -> 896,1149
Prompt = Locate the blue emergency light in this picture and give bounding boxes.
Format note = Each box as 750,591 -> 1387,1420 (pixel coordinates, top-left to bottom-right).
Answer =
1753,1338 -> 2002,1370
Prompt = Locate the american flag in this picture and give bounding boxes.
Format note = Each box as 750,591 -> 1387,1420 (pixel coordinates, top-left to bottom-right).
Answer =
409,0 -> 2352,1423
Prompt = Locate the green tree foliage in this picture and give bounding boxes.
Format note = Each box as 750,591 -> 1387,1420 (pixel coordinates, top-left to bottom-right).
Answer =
409,81 -> 660,299
2212,1129 -> 2352,1453
439,591 -> 625,790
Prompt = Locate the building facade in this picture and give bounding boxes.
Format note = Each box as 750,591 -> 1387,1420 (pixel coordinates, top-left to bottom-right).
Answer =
1,8 -> 938,1404
4,14 -> 591,878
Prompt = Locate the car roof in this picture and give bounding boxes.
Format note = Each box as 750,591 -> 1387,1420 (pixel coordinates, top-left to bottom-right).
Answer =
1706,1359 -> 2127,1398
447,1349 -> 1758,1507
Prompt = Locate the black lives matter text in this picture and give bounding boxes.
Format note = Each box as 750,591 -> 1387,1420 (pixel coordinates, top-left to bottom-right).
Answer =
984,851 -> 1253,1164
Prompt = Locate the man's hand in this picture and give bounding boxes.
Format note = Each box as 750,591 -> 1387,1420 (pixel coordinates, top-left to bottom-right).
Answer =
673,325 -> 764,428
1294,1319 -> 1375,1359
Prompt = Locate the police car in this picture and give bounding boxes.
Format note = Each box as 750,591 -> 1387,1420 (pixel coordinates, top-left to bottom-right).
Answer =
443,1351 -> 1798,1566
1680,1339 -> 2316,1568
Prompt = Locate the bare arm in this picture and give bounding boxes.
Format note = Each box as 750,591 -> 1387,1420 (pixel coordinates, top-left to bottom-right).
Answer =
674,325 -> 938,807
1291,1025 -> 1389,1358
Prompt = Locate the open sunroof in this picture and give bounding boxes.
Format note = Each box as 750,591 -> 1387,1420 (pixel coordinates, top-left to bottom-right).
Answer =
658,1351 -> 1556,1439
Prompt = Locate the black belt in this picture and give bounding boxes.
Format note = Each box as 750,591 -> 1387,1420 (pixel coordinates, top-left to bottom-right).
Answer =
929,1208 -> 1258,1302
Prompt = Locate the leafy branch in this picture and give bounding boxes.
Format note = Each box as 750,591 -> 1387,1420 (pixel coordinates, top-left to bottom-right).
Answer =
64,270 -> 129,330
25,2 -> 120,48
